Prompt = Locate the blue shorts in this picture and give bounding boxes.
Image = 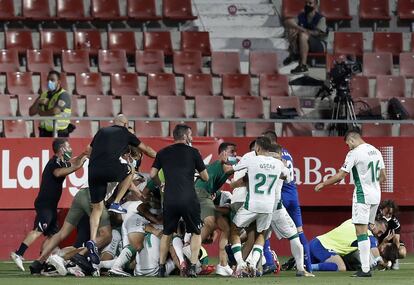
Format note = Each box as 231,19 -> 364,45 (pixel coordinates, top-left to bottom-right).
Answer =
309,238 -> 338,263
281,197 -> 303,228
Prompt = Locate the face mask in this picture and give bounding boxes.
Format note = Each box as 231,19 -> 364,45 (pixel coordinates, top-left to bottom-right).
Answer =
185,136 -> 192,147
63,149 -> 72,161
48,80 -> 57,91
383,215 -> 392,222
135,158 -> 142,171
304,4 -> 314,14
227,156 -> 238,165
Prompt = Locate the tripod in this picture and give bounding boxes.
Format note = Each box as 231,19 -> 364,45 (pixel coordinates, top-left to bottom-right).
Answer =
329,90 -> 358,136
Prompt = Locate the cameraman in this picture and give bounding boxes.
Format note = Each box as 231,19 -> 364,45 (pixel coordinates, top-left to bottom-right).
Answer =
283,0 -> 328,74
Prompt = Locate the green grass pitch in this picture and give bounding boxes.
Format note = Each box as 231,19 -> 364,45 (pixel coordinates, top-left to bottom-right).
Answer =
1,256 -> 414,285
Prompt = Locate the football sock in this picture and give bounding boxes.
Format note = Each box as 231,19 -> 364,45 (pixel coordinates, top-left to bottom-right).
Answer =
172,236 -> 185,264
112,245 -> 136,270
290,236 -> 305,272
357,233 -> 370,273
16,243 -> 28,257
299,231 -> 312,272
251,245 -> 263,268
311,262 -> 338,271
263,239 -> 275,266
100,259 -> 116,269
231,244 -> 244,265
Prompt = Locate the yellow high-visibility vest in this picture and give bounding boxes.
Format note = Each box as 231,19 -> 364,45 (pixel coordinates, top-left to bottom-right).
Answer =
39,89 -> 71,131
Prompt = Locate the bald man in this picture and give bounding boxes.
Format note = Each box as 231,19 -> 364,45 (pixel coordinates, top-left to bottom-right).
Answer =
86,115 -> 156,266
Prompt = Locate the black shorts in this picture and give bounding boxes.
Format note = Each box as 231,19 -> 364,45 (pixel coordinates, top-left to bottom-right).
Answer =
33,207 -> 59,236
163,200 -> 203,235
88,163 -> 130,204
308,36 -> 325,53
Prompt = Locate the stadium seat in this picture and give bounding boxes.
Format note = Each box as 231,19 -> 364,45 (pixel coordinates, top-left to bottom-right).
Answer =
135,50 -> 165,75
70,96 -> 80,117
111,73 -> 140,96
398,0 -> 414,20
211,51 -> 241,76
5,30 -> 34,55
26,49 -> 54,73
135,121 -> 164,137
17,94 -> 37,116
75,73 -> 104,96
143,31 -> 173,56
282,123 -> 314,137
210,122 -> 236,137
320,0 -> 352,22
0,49 -> 19,73
373,32 -> 403,57
270,97 -> 302,115
0,0 -> 18,21
359,0 -> 390,21
157,96 -> 186,118
249,51 -> 278,76
108,31 -> 137,56
222,74 -> 251,97
245,122 -> 275,137
120,96 -> 149,117
361,123 -> 392,137
173,50 -> 202,75
194,96 -> 224,118
62,50 -> 90,74
169,121 -> 199,136
181,31 -> 211,56
184,74 -> 213,97
70,120 -> 93,138
333,32 -> 363,56
6,72 -> 34,95
399,53 -> 414,78
234,96 -> 264,118
22,0 -> 51,20
350,76 -> 369,98
147,73 -> 176,97
73,30 -> 102,56
91,0 -> 126,20
57,0 -> 90,20
98,49 -> 128,73
40,30 -> 68,55
163,0 -> 197,21
353,97 -> 382,117
0,96 -> 13,116
127,0 -> 161,21
400,124 -> 414,136
282,0 -> 303,18
259,74 -> 289,98
40,72 -> 68,93
84,95 -> 114,117
397,98 -> 414,119
99,120 -> 115,128
362,52 -> 393,77
326,53 -> 355,74
2,120 -> 30,138
375,75 -> 405,99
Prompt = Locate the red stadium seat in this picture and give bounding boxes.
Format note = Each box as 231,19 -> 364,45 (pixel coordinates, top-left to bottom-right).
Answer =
361,123 -> 392,137
5,30 -> 33,55
375,75 -> 405,99
181,31 -> 211,56
234,96 -> 263,118
157,96 -> 186,118
173,50 -> 202,75
282,123 -> 314,137
245,122 -> 275,137
169,121 -> 199,136
75,73 -> 104,96
0,49 -> 19,73
2,120 -> 30,138
398,98 -> 414,118
282,0 -> 303,18
249,51 -> 278,76
135,121 -> 164,137
194,96 -> 224,118
84,95 -> 114,117
163,0 -> 197,21
147,73 -> 176,97
127,0 -> 161,21
6,72 -> 34,95
40,72 -> 68,93
354,97 -> 382,117
350,76 -> 369,98
399,53 -> 414,78
363,52 -> 393,77
400,124 -> 414,136
184,74 -> 213,97
98,49 -> 128,73
26,49 -> 54,73
70,96 -> 80,117
111,73 -> 140,96
259,74 -> 289,98
22,0 -> 51,20
333,32 -> 363,56
398,0 -> 414,20
135,50 -> 165,75
70,120 -> 93,138
17,94 -> 37,116
210,122 -> 236,137
373,32 -> 403,57
73,30 -> 102,56
120,96 -> 149,117
62,50 -> 90,74
57,0 -> 90,20
359,0 -> 390,21
320,0 -> 352,21
91,0 -> 126,20
0,96 -> 13,116
211,51 -> 240,76
40,30 -> 68,55
108,31 -> 137,56
143,31 -> 173,56
222,74 -> 251,97
270,97 -> 302,115
0,0 -> 18,21
99,120 -> 114,128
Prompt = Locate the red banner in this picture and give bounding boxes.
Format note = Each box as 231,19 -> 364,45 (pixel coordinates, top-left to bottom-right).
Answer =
0,137 -> 412,209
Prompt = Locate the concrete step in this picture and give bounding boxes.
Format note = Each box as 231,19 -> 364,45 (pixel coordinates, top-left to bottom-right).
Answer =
206,26 -> 284,38
195,4 -> 275,16
194,0 -> 272,4
211,37 -> 288,53
195,14 -> 281,27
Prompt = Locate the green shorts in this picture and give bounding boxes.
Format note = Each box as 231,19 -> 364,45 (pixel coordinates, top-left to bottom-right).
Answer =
196,188 -> 216,221
65,188 -> 110,228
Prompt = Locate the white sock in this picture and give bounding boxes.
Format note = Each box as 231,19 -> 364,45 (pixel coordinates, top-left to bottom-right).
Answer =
100,259 -> 116,269
358,235 -> 370,273
251,245 -> 263,268
290,237 -> 304,272
172,237 -> 185,264
231,244 -> 244,265
112,246 -> 134,270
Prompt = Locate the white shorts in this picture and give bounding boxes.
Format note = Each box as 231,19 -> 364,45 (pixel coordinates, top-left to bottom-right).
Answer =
270,206 -> 298,240
101,229 -> 122,257
352,202 -> 379,225
233,207 -> 272,233
124,213 -> 149,235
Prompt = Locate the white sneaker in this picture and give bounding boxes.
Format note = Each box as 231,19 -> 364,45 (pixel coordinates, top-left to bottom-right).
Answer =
10,252 -> 25,271
392,259 -> 400,270
67,265 -> 85,277
233,262 -> 248,278
109,267 -> 131,277
47,254 -> 67,276
216,264 -> 233,276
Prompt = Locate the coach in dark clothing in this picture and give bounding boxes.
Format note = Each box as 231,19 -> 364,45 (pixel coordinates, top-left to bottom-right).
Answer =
150,124 -> 209,278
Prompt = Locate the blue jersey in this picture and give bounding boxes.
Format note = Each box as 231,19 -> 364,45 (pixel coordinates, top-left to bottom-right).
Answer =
281,148 -> 298,200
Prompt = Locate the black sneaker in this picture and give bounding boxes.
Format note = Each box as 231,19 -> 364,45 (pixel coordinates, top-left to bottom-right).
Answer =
187,263 -> 197,278
158,264 -> 166,278
291,64 -> 309,74
281,257 -> 296,271
351,270 -> 372,277
283,54 -> 299,66
29,260 -> 44,275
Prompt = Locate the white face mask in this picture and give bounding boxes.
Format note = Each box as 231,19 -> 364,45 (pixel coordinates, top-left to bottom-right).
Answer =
383,216 -> 392,222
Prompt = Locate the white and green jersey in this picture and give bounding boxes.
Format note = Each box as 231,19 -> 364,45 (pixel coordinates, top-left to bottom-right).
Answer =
233,154 -> 289,214
340,143 -> 385,204
232,151 -> 256,204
